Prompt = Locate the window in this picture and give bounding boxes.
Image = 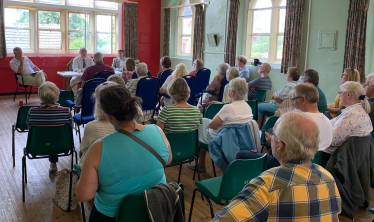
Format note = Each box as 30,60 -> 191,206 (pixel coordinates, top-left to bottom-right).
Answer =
246,0 -> 287,63
4,0 -> 119,54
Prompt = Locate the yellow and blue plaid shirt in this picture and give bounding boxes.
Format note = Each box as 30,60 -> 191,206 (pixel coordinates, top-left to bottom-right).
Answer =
211,159 -> 341,222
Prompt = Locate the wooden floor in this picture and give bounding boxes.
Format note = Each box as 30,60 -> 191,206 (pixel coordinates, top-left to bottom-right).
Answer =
0,94 -> 373,222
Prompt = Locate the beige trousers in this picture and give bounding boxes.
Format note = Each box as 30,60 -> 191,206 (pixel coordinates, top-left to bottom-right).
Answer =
70,76 -> 82,95
18,72 -> 46,87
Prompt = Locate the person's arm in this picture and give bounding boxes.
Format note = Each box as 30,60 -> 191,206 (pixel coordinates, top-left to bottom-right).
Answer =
72,58 -> 79,72
159,88 -> 166,94
157,121 -> 165,131
157,107 -> 167,131
155,126 -> 172,165
112,58 -> 117,69
206,76 -> 220,92
209,115 -> 224,129
81,80 -> 86,88
273,94 -> 283,103
17,58 -> 24,74
75,139 -> 102,202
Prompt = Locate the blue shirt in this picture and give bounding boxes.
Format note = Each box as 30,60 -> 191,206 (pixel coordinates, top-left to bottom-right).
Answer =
94,124 -> 169,217
236,66 -> 250,82
269,81 -> 298,107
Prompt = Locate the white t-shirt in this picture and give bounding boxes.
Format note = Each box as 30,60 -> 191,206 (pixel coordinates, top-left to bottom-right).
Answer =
209,100 -> 253,138
304,112 -> 333,151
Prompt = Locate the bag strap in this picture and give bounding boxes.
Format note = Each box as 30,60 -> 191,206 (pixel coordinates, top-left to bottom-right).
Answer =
117,129 -> 166,169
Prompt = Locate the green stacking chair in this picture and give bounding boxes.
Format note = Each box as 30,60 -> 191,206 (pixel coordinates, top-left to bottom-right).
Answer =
188,156 -> 267,222
166,130 -> 198,183
252,90 -> 267,102
260,116 -> 279,153
312,151 -> 323,165
12,106 -> 38,168
246,100 -> 258,120
58,90 -> 74,107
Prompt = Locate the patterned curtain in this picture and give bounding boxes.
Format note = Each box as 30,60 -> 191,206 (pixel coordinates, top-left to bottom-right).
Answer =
343,0 -> 370,83
224,0 -> 240,67
0,0 -> 7,58
123,2 -> 138,59
192,4 -> 204,63
163,8 -> 170,56
280,0 -> 304,74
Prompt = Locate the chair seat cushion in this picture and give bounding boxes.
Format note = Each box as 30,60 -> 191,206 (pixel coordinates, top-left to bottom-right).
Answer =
73,114 -> 94,125
195,176 -> 223,204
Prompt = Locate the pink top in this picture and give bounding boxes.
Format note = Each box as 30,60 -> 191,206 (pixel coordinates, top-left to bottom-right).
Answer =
189,70 -> 197,76
122,70 -> 134,84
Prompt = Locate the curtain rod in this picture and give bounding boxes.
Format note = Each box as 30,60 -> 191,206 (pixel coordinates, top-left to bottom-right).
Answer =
163,1 -> 210,9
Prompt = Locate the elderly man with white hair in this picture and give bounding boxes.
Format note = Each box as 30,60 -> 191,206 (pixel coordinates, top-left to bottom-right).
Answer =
364,73 -> 374,127
212,111 -> 341,222
70,47 -> 95,94
9,47 -> 46,87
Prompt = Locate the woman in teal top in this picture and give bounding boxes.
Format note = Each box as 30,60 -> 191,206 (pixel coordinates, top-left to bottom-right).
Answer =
76,84 -> 172,221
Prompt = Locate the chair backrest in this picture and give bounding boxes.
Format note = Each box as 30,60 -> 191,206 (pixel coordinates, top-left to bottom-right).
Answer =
204,103 -> 224,119
81,78 -> 106,118
252,90 -> 267,102
218,76 -> 229,102
261,116 -> 279,145
160,70 -> 173,86
220,156 -> 267,201
195,69 -> 211,94
58,90 -> 74,107
183,75 -> 198,105
246,100 -> 258,120
13,73 -> 21,85
312,151 -> 322,165
136,77 -> 160,111
67,58 -> 74,71
15,105 -> 38,131
166,130 -> 198,163
25,124 -> 74,157
132,71 -> 151,79
94,70 -> 115,79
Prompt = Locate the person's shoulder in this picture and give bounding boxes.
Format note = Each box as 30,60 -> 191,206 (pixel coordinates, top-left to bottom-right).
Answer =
9,57 -> 17,64
104,64 -> 115,71
73,56 -> 81,60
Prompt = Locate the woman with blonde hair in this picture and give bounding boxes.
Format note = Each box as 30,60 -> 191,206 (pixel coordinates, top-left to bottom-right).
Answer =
325,68 -> 360,118
159,63 -> 188,106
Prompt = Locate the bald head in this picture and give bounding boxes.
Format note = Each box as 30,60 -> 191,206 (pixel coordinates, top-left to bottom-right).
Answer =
193,59 -> 204,71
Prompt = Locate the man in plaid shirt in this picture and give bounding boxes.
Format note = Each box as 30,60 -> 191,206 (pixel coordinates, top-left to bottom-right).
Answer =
211,111 -> 341,222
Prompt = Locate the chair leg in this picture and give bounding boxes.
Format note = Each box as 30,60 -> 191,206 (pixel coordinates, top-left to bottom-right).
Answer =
211,158 -> 217,177
188,188 -> 199,222
177,163 -> 182,184
12,125 -> 15,168
193,156 -> 201,181
205,195 -> 215,218
22,156 -> 25,202
28,86 -> 32,99
13,86 -> 19,101
74,151 -> 78,164
77,125 -> 82,143
80,202 -> 86,222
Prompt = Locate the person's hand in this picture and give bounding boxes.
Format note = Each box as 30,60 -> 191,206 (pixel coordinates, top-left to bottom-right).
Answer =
328,104 -> 332,108
20,57 -> 25,61
82,67 -> 86,72
207,101 -> 212,106
250,87 -> 255,91
264,131 -> 272,144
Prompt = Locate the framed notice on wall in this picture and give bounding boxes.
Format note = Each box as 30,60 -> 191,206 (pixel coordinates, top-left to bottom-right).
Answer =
318,31 -> 337,51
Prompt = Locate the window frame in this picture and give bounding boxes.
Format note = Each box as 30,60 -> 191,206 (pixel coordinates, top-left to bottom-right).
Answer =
245,0 -> 286,64
37,9 -> 64,53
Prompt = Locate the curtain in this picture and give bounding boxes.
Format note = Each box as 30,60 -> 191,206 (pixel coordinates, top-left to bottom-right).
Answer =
224,0 -> 240,67
0,0 -> 6,58
192,4 -> 204,63
343,0 -> 370,83
280,0 -> 304,74
163,8 -> 171,56
123,2 -> 138,59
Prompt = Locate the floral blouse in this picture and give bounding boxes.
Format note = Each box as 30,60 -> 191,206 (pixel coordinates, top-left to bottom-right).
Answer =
207,74 -> 224,96
122,70 -> 134,84
325,103 -> 373,154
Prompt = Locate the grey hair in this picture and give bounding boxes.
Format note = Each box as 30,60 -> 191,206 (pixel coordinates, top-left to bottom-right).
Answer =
367,73 -> 374,87
93,81 -> 118,120
136,63 -> 148,77
107,75 -> 126,87
167,77 -> 190,103
217,63 -> 230,75
93,52 -> 104,64
293,83 -> 319,103
229,78 -> 248,99
79,47 -> 87,53
340,81 -> 371,113
276,111 -> 320,161
195,59 -> 204,70
226,67 -> 239,81
13,47 -> 21,53
38,82 -> 60,105
172,63 -> 188,78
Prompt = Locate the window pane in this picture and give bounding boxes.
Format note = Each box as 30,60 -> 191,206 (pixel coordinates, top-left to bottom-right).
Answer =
254,0 -> 272,8
278,9 -> 286,33
251,36 -> 269,58
39,31 -> 61,49
69,32 -> 90,49
37,0 -> 62,4
96,1 -> 117,9
97,33 -> 111,53
277,36 -> 284,59
181,36 -> 191,54
182,17 -> 192,35
183,7 -> 193,16
280,0 -> 287,6
39,11 -> 60,29
68,0 -> 90,7
253,10 -> 271,33
112,34 -> 116,53
97,15 -> 111,32
5,29 -> 30,49
69,13 -> 88,31
5,9 -> 29,28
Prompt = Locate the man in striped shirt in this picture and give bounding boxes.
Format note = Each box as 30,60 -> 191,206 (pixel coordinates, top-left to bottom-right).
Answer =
247,63 -> 272,100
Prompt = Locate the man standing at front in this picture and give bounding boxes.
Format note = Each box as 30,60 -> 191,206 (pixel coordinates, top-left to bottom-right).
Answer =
10,47 -> 46,87
70,47 -> 94,95
212,111 -> 341,222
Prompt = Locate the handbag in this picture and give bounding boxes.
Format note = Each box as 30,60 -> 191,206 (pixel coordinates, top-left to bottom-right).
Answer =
117,129 -> 166,169
54,168 -> 79,211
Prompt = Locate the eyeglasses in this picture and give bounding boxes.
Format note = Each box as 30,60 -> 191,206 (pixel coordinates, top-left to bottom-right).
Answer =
338,91 -> 349,95
290,96 -> 302,103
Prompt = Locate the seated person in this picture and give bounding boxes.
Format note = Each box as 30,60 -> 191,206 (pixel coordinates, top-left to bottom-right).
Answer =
70,47 -> 94,95
27,82 -> 71,175
157,56 -> 173,80
76,84 -> 172,221
325,68 -> 360,119
197,63 -> 230,112
121,58 -> 136,84
112,49 -> 126,70
364,73 -> 374,127
107,75 -> 126,87
157,78 -> 202,133
191,78 -> 252,172
189,59 -> 204,76
221,68 -> 248,103
10,47 -> 46,88
247,63 -> 272,100
213,111 -> 341,221
159,63 -> 188,106
301,69 -> 327,113
235,55 -> 250,82
257,66 -> 300,126
79,82 -> 116,168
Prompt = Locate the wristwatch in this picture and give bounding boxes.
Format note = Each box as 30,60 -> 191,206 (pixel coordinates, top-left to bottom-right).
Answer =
20,60 -> 23,63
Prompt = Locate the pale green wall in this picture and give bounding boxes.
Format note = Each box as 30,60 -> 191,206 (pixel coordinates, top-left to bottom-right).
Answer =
160,0 -> 374,103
